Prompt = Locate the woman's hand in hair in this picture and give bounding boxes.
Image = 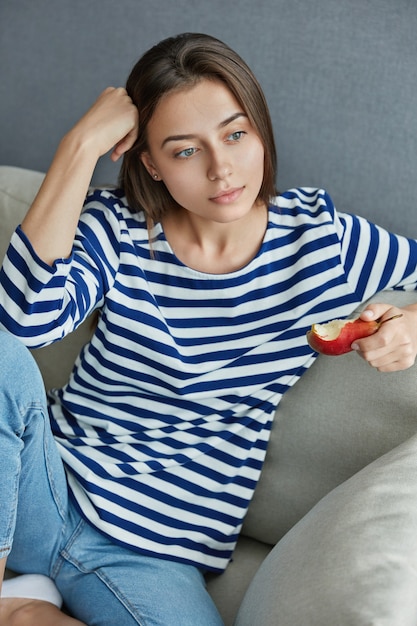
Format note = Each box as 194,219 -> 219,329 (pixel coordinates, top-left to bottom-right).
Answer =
71,87 -> 139,163
20,88 -> 138,265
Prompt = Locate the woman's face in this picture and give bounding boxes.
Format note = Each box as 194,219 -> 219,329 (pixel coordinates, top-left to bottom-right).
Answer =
141,79 -> 265,226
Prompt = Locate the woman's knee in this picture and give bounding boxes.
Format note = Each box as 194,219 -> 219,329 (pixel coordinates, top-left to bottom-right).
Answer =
0,331 -> 45,411
5,600 -> 81,626
6,601 -> 41,626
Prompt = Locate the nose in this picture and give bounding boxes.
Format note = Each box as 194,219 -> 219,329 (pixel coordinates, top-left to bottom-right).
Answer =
207,147 -> 232,181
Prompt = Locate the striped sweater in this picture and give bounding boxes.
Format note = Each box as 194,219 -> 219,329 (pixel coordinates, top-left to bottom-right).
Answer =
1,187 -> 416,572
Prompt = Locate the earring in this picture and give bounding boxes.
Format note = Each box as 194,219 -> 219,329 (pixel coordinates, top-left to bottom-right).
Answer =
153,173 -> 159,180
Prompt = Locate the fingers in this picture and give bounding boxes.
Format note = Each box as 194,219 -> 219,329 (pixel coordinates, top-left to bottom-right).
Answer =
355,341 -> 415,372
73,87 -> 139,160
102,88 -> 139,159
110,126 -> 138,162
358,303 -> 392,322
353,305 -> 417,371
109,89 -> 139,160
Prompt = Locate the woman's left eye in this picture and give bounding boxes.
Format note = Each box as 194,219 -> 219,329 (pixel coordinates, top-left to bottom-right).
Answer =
227,130 -> 246,141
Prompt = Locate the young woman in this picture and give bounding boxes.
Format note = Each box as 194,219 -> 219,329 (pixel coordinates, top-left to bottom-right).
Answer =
0,32 -> 416,626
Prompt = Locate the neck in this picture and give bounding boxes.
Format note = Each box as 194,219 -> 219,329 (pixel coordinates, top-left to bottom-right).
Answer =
162,203 -> 268,274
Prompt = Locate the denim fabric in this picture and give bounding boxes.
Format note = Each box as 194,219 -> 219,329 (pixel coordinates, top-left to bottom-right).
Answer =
0,331 -> 223,625
54,505 -> 224,625
0,330 -> 67,567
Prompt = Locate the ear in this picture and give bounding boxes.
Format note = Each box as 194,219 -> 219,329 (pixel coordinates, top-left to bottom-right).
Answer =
140,151 -> 160,180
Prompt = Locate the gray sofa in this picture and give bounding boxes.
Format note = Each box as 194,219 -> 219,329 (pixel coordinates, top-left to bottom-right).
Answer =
1,167 -> 417,624
1,1 -> 417,623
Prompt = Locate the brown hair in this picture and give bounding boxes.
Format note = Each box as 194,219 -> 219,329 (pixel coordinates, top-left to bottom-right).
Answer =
119,32 -> 277,226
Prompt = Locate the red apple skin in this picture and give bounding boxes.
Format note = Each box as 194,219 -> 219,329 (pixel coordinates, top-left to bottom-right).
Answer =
306,318 -> 380,356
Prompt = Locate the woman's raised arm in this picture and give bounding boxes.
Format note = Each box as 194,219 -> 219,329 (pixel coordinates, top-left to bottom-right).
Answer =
21,87 -> 138,265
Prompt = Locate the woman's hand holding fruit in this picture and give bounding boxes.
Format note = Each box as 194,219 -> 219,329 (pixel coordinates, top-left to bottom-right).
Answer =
307,303 -> 417,372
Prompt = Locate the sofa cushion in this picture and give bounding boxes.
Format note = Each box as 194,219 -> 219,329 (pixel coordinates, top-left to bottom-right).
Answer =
206,535 -> 271,626
243,288 -> 417,545
236,432 -> 417,626
0,166 -> 44,257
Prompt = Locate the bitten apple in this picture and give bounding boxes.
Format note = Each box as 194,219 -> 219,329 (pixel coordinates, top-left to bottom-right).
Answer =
306,314 -> 403,356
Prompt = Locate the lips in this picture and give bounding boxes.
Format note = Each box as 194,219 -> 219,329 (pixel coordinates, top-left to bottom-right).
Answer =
210,187 -> 244,204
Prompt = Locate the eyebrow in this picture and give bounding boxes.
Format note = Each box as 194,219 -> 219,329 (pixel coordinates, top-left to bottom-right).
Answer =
161,112 -> 248,148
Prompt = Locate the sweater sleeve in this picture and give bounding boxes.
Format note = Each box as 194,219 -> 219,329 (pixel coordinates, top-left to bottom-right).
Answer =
326,192 -> 417,298
0,190 -> 122,348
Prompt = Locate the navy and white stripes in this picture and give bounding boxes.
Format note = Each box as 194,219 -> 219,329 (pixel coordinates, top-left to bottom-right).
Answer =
1,187 -> 416,571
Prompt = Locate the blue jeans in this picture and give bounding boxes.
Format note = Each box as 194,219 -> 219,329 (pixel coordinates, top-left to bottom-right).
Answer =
0,331 -> 224,625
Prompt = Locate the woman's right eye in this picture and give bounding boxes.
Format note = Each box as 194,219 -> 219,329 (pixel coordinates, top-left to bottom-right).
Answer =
175,147 -> 197,159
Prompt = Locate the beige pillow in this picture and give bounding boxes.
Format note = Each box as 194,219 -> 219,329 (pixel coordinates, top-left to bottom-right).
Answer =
237,432 -> 417,625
